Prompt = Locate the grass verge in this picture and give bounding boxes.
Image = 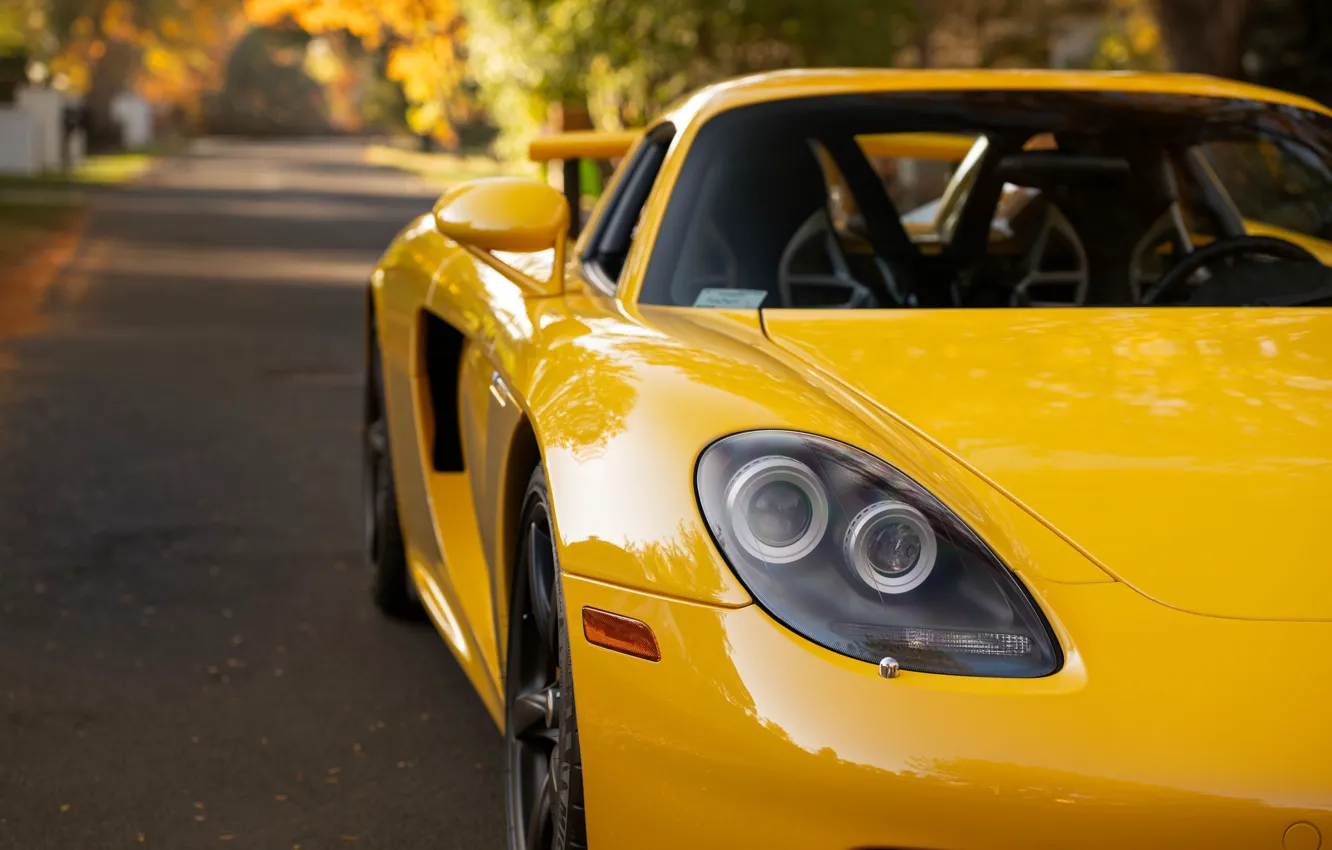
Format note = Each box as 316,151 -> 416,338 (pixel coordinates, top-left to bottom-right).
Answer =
0,200 -> 87,337
0,150 -> 156,188
0,202 -> 82,269
0,145 -> 172,337
0,147 -> 156,289
68,152 -> 155,184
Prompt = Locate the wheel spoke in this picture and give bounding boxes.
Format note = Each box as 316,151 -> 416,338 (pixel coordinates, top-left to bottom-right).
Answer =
523,725 -> 560,747
365,419 -> 387,455
509,499 -> 569,850
527,522 -> 557,655
512,683 -> 557,739
544,590 -> 560,661
524,768 -> 551,850
547,748 -> 562,812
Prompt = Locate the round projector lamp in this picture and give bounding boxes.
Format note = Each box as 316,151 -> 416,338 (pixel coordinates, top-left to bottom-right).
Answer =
724,456 -> 829,564
844,501 -> 937,593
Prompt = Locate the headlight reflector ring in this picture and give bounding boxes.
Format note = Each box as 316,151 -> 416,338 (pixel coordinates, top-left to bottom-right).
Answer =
844,501 -> 937,594
724,455 -> 828,564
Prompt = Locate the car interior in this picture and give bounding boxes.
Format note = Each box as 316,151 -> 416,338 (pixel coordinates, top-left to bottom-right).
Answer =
638,94 -> 1332,310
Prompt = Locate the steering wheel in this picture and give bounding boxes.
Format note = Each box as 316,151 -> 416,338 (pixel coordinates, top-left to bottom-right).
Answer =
777,211 -> 879,309
1141,235 -> 1319,305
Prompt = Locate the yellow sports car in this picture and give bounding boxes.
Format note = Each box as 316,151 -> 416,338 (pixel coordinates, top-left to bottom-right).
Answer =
363,70 -> 1332,850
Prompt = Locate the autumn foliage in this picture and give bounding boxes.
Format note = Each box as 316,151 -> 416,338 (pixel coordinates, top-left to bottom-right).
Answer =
66,0 -> 246,108
245,0 -> 466,142
6,0 -> 1322,155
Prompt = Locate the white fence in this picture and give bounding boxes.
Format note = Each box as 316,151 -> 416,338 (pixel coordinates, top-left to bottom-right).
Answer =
0,107 -> 42,175
16,87 -> 67,171
0,86 -> 153,176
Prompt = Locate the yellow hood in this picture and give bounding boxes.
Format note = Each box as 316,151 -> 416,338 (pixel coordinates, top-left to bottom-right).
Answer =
764,308 -> 1332,621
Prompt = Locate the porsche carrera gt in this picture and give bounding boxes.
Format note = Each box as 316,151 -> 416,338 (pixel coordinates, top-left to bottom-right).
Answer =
363,69 -> 1332,850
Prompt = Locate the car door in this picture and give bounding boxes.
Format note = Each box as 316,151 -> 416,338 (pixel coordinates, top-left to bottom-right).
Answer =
438,127 -> 677,674
375,218 -> 457,601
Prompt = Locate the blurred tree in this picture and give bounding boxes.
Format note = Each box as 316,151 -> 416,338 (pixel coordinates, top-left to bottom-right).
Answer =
908,0 -> 934,67
358,47 -> 412,134
464,0 -> 916,159
1,0 -> 51,61
203,24 -> 330,133
1150,0 -> 1249,75
903,0 -> 1103,70
245,0 -> 466,144
1131,0 -> 1327,97
1088,0 -> 1165,70
302,32 -> 370,131
1,0 -> 43,101
1242,0 -> 1331,103
9,0 -> 247,144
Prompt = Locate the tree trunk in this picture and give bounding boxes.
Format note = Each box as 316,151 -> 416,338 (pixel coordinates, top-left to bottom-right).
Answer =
914,0 -> 934,68
1,53 -> 29,104
1150,0 -> 1251,76
84,38 -> 141,150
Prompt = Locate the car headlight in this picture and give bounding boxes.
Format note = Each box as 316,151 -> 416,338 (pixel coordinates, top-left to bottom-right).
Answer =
697,431 -> 1060,677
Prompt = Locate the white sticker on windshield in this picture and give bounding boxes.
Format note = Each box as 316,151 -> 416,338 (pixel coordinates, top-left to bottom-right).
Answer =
692,288 -> 767,309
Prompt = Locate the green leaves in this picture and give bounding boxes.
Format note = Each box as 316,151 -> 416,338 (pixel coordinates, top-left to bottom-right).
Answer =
462,0 -> 915,157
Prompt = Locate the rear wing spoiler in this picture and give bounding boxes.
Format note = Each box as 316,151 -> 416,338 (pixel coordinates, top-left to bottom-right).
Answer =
528,130 -> 640,163
528,130 -> 642,237
526,130 -> 974,164
523,130 -> 975,237
858,133 -> 977,162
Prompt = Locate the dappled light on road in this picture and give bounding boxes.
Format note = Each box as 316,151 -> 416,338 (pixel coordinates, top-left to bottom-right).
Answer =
0,138 -> 506,848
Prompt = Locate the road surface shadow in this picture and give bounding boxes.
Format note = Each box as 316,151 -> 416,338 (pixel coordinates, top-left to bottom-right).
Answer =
0,139 -> 505,850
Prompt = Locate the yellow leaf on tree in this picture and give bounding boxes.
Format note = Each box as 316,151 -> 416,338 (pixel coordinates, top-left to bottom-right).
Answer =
243,0 -> 465,143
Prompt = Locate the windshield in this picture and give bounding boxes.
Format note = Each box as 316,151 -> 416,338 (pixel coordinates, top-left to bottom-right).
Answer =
640,91 -> 1332,309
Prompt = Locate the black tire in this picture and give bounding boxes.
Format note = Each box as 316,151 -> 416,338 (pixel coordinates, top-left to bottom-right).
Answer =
506,466 -> 588,850
364,323 -> 420,619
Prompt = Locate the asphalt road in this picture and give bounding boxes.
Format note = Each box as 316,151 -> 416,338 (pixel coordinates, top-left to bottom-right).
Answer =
0,139 -> 505,849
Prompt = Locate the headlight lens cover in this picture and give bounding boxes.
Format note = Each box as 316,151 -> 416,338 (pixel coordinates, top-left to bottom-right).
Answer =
697,431 -> 1060,677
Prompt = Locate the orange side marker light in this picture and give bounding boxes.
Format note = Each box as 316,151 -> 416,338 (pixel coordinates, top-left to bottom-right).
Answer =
582,608 -> 661,662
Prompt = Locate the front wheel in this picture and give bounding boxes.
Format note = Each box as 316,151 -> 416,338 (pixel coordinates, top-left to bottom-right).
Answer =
506,466 -> 588,850
364,325 -> 420,619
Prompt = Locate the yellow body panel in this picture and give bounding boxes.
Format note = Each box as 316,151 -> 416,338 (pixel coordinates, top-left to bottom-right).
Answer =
858,131 -> 977,161
368,69 -> 1332,847
528,129 -> 641,163
434,177 -> 569,254
565,573 -> 1332,850
763,308 -> 1332,622
676,68 -> 1331,120
1243,218 -> 1332,265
